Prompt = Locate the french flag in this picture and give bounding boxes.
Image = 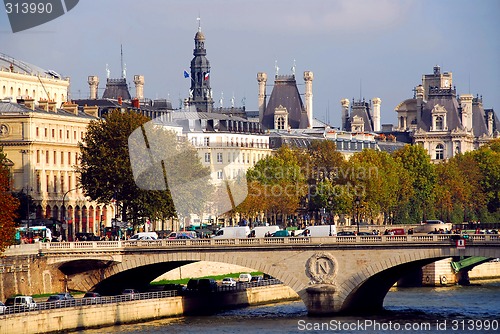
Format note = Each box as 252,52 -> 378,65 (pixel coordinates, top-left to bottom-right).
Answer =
204,71 -> 210,80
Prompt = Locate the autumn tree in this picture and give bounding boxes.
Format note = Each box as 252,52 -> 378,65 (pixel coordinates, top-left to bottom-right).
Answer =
78,110 -> 211,226
393,144 -> 437,223
0,147 -> 19,252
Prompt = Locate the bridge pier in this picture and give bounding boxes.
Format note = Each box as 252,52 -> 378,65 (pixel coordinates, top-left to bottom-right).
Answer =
304,284 -> 338,315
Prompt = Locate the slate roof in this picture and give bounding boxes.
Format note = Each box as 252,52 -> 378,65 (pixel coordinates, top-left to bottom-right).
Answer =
102,78 -> 131,100
471,102 -> 489,137
418,93 -> 462,131
0,101 -> 96,119
263,75 -> 306,129
350,100 -> 374,132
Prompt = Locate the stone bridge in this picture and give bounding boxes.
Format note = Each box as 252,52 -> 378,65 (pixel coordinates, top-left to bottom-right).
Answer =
2,234 -> 500,315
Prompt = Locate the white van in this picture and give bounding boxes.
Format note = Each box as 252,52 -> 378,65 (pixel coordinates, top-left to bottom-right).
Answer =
248,225 -> 280,238
238,273 -> 252,283
212,226 -> 250,239
14,296 -> 36,309
130,232 -> 158,240
167,231 -> 197,239
301,225 -> 337,237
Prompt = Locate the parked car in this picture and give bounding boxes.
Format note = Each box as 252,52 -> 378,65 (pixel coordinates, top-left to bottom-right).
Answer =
163,284 -> 186,295
187,279 -> 199,291
47,293 -> 75,307
4,297 -> 15,307
250,276 -> 263,283
197,278 -> 218,292
238,273 -> 252,283
337,231 -> 355,236
221,277 -> 237,287
121,289 -> 140,300
0,301 -> 6,314
83,292 -> 101,299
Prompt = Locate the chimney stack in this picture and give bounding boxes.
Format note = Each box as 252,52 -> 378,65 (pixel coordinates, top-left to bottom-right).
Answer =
38,100 -> 49,111
303,71 -> 314,129
341,98 -> 350,131
257,72 -> 267,124
133,75 -> 145,100
83,104 -> 99,118
371,97 -> 381,132
88,75 -> 99,99
62,102 -> 79,115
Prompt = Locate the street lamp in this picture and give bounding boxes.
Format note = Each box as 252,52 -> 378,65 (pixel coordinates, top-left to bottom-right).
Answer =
354,196 -> 361,235
62,187 -> 79,241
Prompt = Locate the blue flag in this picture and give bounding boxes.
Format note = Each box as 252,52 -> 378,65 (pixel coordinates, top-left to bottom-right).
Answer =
183,70 -> 189,78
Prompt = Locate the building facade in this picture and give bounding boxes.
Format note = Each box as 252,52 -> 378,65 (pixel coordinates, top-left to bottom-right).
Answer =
394,66 -> 499,161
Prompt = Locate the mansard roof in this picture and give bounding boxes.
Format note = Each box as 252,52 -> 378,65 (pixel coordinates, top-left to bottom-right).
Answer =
262,75 -> 306,129
102,78 -> 131,100
0,101 -> 96,119
418,94 -> 462,131
471,101 -> 489,137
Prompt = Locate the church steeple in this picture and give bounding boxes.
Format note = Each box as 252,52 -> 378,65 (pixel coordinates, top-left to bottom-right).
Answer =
188,18 -> 213,112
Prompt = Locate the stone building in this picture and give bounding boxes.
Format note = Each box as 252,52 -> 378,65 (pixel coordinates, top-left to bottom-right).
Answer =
393,66 -> 499,161
258,69 -> 314,130
340,97 -> 381,133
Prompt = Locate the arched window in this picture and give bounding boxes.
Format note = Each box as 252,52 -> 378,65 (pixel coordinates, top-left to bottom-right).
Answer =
435,116 -> 443,130
435,144 -> 444,160
276,117 -> 285,130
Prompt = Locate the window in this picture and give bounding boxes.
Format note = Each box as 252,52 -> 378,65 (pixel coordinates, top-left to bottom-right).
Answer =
53,151 -> 56,164
46,175 -> 49,192
276,116 -> 285,130
435,144 -> 444,160
44,128 -> 47,137
204,137 -> 210,146
36,127 -> 39,137
217,152 -> 223,163
45,151 -> 49,164
54,175 -> 57,193
205,153 -> 211,163
36,150 -> 40,163
52,129 -> 55,138
217,170 -> 223,179
59,129 -> 62,138
68,152 -> 71,165
61,175 -> 65,193
66,130 -> 69,139
61,151 -> 64,165
74,131 -> 77,140
435,116 -> 443,130
36,173 -> 41,192
75,152 -> 78,164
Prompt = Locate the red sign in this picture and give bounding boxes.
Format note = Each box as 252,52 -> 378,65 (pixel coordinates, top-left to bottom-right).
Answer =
456,239 -> 466,249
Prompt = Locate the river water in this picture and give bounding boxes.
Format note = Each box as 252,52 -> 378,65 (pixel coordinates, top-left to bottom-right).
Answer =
78,279 -> 500,333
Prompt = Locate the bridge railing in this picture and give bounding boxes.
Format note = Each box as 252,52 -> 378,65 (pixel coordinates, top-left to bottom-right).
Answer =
37,234 -> 500,251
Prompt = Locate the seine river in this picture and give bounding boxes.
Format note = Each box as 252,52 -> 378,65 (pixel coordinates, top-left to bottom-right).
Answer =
79,279 -> 500,333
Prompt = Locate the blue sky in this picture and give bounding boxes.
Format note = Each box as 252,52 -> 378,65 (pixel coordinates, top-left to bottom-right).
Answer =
1,0 -> 499,127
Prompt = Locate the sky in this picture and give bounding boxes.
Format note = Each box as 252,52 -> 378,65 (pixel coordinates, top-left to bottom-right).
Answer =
1,0 -> 499,127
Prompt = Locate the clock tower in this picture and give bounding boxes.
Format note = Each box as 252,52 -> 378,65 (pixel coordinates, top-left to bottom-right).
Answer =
188,22 -> 214,112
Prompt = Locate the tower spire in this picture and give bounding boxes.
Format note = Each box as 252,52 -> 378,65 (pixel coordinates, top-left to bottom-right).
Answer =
121,44 -> 126,79
197,16 -> 201,32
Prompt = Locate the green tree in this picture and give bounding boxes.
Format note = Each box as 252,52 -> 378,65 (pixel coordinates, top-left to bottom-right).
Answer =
78,110 -> 204,226
0,147 -> 19,252
393,144 -> 437,223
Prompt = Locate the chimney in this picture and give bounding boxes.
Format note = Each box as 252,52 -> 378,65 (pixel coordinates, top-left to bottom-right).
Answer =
257,72 -> 267,124
48,101 -> 57,112
87,75 -> 99,99
459,94 -> 473,130
83,104 -> 99,118
341,98 -> 350,131
24,98 -> 35,111
38,99 -> 49,111
415,85 -> 424,124
371,97 -> 381,132
133,75 -> 145,100
303,71 -> 314,129
62,101 -> 79,115
132,98 -> 140,108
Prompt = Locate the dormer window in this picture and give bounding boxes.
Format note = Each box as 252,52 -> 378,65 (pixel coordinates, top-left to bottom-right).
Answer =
435,116 -> 443,130
431,104 -> 447,131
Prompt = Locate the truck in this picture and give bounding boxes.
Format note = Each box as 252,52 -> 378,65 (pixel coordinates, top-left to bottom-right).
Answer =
248,225 -> 280,238
301,225 -> 337,237
212,226 -> 250,239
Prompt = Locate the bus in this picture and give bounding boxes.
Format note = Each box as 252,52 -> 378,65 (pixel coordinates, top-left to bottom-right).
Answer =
15,226 -> 50,244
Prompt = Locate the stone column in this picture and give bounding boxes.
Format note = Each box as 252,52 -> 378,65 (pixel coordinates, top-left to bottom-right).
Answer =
257,72 -> 267,124
133,75 -> 145,100
341,98 -> 350,131
371,97 -> 381,132
87,76 -> 99,99
304,71 -> 314,128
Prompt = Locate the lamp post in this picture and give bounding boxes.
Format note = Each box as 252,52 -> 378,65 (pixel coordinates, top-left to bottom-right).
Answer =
328,197 -> 333,236
355,196 -> 361,235
62,187 -> 79,241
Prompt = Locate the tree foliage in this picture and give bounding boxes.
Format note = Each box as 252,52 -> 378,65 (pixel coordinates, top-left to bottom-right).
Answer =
78,109 -> 205,224
0,147 -> 19,252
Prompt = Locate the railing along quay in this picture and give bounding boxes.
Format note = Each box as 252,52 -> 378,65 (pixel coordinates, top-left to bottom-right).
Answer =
0,279 -> 282,316
38,234 -> 500,250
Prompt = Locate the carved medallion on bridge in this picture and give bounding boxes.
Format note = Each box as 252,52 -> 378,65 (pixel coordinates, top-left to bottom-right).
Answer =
306,252 -> 337,284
